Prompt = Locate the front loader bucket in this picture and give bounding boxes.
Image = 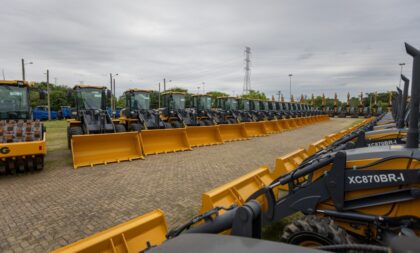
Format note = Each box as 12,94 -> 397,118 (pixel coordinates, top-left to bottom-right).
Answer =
262,120 -> 281,134
218,123 -> 249,142
71,132 -> 144,169
243,122 -> 268,137
277,119 -> 291,131
140,128 -> 192,155
272,148 -> 310,190
200,167 -> 274,214
51,209 -> 168,253
186,125 -> 224,147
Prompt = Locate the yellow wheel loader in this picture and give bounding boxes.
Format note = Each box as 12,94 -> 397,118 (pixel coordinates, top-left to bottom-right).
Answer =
184,95 -> 223,147
213,96 -> 249,141
0,80 -> 46,174
119,89 -> 163,131
67,85 -> 143,169
135,91 -> 191,155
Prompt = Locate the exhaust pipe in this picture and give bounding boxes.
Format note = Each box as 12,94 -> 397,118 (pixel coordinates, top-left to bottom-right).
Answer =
405,43 -> 420,149
397,75 -> 410,128
396,87 -> 402,121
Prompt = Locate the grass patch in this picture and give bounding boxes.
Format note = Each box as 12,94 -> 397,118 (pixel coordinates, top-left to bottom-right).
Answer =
44,120 -> 68,151
262,212 -> 302,241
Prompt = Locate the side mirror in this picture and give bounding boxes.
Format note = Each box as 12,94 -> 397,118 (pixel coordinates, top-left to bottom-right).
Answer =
39,90 -> 47,100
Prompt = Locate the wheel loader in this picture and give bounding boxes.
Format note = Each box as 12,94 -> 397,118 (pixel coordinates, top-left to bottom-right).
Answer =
0,80 -> 46,173
184,94 -> 223,147
135,91 -> 191,155
119,89 -> 163,131
67,85 -> 143,169
189,94 -> 216,126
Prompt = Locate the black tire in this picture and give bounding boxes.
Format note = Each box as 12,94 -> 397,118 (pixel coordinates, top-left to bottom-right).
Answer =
115,124 -> 126,132
68,126 -> 83,149
281,215 -> 354,247
129,123 -> 143,132
163,122 -> 172,129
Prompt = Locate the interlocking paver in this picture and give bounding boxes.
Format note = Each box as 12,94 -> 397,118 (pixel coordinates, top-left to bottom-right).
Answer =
0,118 -> 356,252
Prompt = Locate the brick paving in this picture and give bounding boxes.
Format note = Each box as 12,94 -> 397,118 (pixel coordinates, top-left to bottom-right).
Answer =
0,118 -> 357,252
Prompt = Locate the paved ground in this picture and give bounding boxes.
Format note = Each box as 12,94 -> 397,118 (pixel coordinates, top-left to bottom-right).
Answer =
0,118 -> 357,252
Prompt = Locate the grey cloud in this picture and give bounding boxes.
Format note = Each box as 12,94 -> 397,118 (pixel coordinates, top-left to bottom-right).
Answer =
1,0 -> 420,102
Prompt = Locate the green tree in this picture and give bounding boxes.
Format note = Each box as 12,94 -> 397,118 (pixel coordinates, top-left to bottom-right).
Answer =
240,90 -> 267,100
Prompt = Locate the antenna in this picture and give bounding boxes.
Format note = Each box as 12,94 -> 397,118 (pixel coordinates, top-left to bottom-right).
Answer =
243,47 -> 251,94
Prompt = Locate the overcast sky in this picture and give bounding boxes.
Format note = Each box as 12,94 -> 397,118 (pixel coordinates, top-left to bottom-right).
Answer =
1,0 -> 420,101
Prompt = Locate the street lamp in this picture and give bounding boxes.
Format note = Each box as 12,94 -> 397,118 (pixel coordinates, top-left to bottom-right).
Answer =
399,63 -> 406,88
21,58 -> 33,81
288,73 -> 293,101
197,86 -> 201,94
109,73 -> 118,115
202,82 -> 206,94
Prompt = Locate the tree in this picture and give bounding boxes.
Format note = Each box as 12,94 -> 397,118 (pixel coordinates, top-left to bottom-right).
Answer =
240,90 -> 267,100
165,87 -> 188,93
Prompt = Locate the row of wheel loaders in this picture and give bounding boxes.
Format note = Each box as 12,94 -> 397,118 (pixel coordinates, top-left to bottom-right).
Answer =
68,87 -> 328,168
0,80 -> 46,174
54,43 -> 420,253
324,91 -> 385,118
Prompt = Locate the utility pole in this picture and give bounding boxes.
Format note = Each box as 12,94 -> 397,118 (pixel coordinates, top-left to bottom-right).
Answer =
243,47 -> 251,94
113,78 -> 116,113
158,82 -> 161,108
288,74 -> 293,101
22,59 -> 25,81
1,69 -> 5,80
399,63 -> 406,88
109,73 -> 118,115
21,58 -> 33,81
277,91 -> 282,101
163,78 -> 166,91
46,70 -> 51,120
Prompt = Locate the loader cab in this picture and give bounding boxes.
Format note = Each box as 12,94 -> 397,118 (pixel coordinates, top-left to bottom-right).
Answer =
73,85 -> 108,112
191,95 -> 212,111
249,99 -> 260,111
260,100 -> 269,111
216,97 -> 238,111
0,80 -> 31,120
124,89 -> 151,111
68,85 -> 118,136
162,92 -> 186,111
239,99 -> 251,111
122,89 -> 161,131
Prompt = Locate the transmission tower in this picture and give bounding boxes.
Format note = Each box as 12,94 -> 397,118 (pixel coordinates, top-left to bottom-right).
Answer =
243,47 -> 251,94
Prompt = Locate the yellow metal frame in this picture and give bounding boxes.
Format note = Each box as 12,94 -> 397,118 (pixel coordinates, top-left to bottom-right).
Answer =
0,134 -> 46,159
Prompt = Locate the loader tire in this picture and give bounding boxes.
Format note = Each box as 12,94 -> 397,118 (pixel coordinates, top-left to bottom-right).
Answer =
281,215 -> 354,247
68,126 -> 83,149
115,124 -> 126,132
